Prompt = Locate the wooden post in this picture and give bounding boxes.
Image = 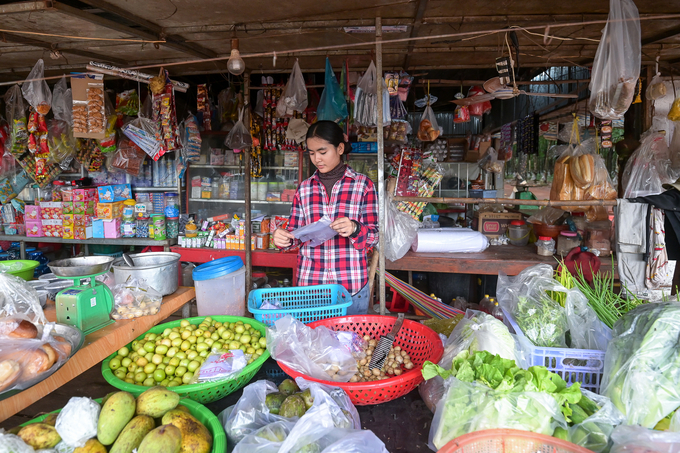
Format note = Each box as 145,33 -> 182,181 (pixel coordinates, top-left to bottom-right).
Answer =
376,18 -> 386,316
244,73 -> 252,301
643,65 -> 654,133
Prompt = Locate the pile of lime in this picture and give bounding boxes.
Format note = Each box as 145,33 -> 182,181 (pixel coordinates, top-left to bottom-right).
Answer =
107,317 -> 267,387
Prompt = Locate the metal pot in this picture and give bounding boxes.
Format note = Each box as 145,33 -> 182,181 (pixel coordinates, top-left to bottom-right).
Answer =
112,252 -> 181,296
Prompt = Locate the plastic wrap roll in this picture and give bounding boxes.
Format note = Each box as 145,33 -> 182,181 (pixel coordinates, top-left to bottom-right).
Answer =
411,228 -> 489,253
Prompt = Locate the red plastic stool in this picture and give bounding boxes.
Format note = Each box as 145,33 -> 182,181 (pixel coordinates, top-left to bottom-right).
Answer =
385,285 -> 410,313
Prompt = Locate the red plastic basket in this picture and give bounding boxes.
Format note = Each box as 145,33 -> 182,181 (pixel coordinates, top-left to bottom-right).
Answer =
276,315 -> 444,405
438,429 -> 593,453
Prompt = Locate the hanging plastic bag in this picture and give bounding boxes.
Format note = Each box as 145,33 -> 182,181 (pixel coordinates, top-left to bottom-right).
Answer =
453,105 -> 470,123
4,85 -> 28,156
21,59 -> 52,115
266,315 -> 357,382
52,76 -> 72,126
224,108 -> 253,150
111,137 -> 146,177
568,389 -> 626,453
647,73 -> 668,101
384,200 -> 420,261
585,153 -> 618,200
121,117 -> 163,161
317,58 -> 348,122
610,424 -> 680,453
353,61 -> 390,127
417,105 -> 440,142
622,132 -> 673,198
110,277 -> 162,320
277,60 -> 308,118
668,98 -> 680,122
467,86 -> 492,117
478,147 -> 503,174
588,0 -> 641,119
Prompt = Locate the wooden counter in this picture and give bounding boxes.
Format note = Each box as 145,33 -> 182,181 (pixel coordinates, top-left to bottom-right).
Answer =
386,245 -> 615,276
0,287 -> 196,423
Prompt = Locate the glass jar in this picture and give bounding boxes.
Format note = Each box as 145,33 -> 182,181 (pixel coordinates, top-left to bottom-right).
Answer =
121,219 -> 136,238
152,214 -> 166,240
556,231 -> 580,256
586,220 -> 612,257
507,220 -> 530,246
164,192 -> 180,218
536,236 -> 555,256
136,218 -> 150,238
167,217 -> 179,239
122,199 -> 136,220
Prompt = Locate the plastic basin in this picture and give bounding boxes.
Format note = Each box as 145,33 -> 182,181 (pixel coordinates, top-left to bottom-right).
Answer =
0,260 -> 39,280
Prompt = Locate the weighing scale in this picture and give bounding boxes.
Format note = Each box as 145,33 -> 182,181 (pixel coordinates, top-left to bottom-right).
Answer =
48,256 -> 115,335
512,177 -> 539,210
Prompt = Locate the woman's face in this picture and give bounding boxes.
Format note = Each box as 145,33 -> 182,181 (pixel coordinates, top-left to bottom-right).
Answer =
307,137 -> 344,173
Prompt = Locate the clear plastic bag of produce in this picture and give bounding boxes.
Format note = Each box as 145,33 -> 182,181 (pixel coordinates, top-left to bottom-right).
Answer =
55,397 -> 100,447
417,105 -> 440,142
317,58 -> 348,122
601,302 -> 680,428
610,424 -> 680,453
0,432 -> 33,453
111,277 -> 162,320
224,108 -> 253,150
47,118 -> 76,170
568,389 -> 625,453
353,60 -> 390,127
428,376 -> 567,451
314,430 -> 389,453
21,59 -> 52,115
622,132 -> 674,198
384,200 -> 420,261
277,60 -> 308,118
281,428 -> 387,453
497,264 -> 569,348
4,85 -> 28,155
588,0 -> 640,119
267,315 -> 357,382
0,271 -> 46,324
562,283 -> 611,351
232,420 -> 297,453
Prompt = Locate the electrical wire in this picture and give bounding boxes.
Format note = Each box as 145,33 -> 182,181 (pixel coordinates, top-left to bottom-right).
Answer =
0,28 -> 164,43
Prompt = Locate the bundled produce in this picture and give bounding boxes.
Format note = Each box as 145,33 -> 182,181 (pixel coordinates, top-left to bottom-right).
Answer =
105,317 -> 266,387
601,302 -> 680,428
349,336 -> 413,382
563,389 -> 626,453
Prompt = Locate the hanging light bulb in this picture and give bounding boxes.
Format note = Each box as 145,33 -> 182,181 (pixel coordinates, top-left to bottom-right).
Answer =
227,38 -> 245,75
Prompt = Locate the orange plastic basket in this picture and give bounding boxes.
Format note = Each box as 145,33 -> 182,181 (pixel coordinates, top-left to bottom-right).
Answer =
276,315 -> 444,405
438,429 -> 594,453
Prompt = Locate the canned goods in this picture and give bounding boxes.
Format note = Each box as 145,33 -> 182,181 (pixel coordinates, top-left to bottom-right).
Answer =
152,214 -> 166,241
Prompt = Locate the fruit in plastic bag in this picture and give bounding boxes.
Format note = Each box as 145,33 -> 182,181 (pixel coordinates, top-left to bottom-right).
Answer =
265,392 -> 288,415
17,423 -> 61,449
278,378 -> 300,396
279,395 -> 307,418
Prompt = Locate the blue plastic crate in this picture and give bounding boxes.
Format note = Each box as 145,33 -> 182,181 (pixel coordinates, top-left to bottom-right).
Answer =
248,284 -> 352,327
502,308 -> 609,393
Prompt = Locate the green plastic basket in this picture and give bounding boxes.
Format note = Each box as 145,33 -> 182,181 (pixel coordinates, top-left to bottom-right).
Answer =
20,397 -> 226,453
102,316 -> 270,404
0,260 -> 39,280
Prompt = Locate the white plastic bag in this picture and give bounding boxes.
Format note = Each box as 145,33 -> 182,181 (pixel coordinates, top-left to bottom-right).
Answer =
55,397 -> 100,447
610,424 -> 680,453
623,132 -> 674,198
0,272 -> 46,324
0,433 -> 33,453
318,430 -> 389,453
277,61 -> 308,118
384,201 -> 420,261
232,420 -> 296,453
568,389 -> 626,453
353,61 -> 390,127
647,72 -> 668,101
290,215 -> 338,247
21,59 -> 52,115
224,108 -> 253,150
588,0 -> 641,119
267,316 -> 357,382
52,76 -> 72,126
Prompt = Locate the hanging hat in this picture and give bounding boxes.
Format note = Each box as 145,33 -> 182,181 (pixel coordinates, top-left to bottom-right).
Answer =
285,118 -> 309,144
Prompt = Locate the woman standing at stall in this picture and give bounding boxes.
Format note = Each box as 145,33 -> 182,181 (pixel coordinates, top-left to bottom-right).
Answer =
272,121 -> 379,314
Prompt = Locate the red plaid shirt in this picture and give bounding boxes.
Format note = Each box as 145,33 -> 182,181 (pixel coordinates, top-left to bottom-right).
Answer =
285,165 -> 379,295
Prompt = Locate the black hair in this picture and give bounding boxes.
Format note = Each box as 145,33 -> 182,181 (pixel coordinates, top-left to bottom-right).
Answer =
306,121 -> 351,155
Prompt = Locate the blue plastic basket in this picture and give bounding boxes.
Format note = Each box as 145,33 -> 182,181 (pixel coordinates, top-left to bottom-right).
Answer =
502,308 -> 608,393
351,142 -> 377,153
248,284 -> 352,326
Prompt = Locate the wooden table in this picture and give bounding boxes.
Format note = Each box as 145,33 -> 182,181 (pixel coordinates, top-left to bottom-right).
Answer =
386,245 -> 615,276
0,287 -> 195,423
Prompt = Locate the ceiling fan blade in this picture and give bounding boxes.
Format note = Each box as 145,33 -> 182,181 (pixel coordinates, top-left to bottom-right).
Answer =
520,90 -> 579,99
450,93 -> 497,105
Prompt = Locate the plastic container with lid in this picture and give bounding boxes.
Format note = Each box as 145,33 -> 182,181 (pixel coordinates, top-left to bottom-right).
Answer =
164,192 -> 180,218
586,220 -> 612,257
557,230 -> 580,256
193,256 -> 246,316
167,217 -> 179,239
536,236 -> 555,256
152,214 -> 166,241
122,199 -> 136,220
507,220 -> 530,246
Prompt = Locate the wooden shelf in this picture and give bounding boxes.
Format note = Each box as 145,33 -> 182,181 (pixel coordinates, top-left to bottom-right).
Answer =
0,287 -> 196,423
188,198 -> 291,205
0,236 -> 176,247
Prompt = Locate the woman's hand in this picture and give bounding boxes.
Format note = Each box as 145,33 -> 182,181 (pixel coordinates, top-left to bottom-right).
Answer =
273,228 -> 295,248
331,217 -> 357,238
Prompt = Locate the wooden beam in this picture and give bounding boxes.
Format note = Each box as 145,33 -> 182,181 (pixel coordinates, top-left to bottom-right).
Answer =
69,0 -> 217,59
0,1 -> 52,14
0,32 -> 127,66
642,26 -> 680,46
403,0 -> 429,70
418,79 -> 590,86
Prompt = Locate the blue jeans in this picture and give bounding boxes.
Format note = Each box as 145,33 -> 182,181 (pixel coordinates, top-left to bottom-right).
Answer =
347,283 -> 370,315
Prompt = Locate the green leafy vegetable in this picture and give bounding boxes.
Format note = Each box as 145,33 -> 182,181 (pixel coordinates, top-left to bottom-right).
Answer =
514,295 -> 568,347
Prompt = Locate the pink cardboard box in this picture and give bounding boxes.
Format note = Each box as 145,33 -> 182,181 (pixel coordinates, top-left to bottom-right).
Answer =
104,218 -> 121,238
74,188 -> 97,202
25,205 -> 41,222
25,220 -> 42,237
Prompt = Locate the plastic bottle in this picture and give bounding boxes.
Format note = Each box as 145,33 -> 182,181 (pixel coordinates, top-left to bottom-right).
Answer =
479,294 -> 491,314
211,175 -> 220,199
491,301 -> 504,322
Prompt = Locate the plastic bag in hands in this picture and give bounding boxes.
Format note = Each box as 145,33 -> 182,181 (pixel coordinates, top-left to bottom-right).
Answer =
317,58 -> 348,122
21,59 -> 52,115
276,61 -> 308,118
564,288 -> 611,351
290,215 -> 338,247
384,201 -> 420,262
111,277 -> 162,320
353,61 -> 391,127
567,389 -> 625,453
55,397 -> 100,447
224,108 -> 253,151
428,376 -> 567,451
267,316 -> 357,382
497,264 -> 569,348
588,0 -> 641,120
232,420 -> 297,453
610,424 -> 680,453
0,432 -> 33,453
623,132 -> 674,198
601,303 -> 680,428
0,271 -> 46,324
417,105 -> 441,142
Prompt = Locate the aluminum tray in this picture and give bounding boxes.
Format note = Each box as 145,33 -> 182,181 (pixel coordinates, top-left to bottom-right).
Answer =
48,256 -> 115,277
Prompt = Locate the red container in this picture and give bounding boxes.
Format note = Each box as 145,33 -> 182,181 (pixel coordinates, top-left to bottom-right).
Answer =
277,315 -> 444,405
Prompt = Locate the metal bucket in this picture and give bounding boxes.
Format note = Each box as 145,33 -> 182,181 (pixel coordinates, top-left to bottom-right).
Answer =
112,252 -> 181,296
